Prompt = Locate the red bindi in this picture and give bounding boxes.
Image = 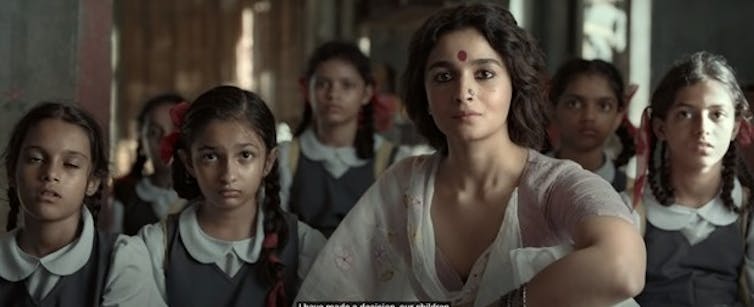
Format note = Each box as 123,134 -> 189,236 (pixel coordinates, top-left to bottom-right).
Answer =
457,50 -> 467,61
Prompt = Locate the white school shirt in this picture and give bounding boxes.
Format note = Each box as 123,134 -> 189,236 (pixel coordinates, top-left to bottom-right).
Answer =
0,207 -> 165,307
138,203 -> 326,300
110,177 -> 185,233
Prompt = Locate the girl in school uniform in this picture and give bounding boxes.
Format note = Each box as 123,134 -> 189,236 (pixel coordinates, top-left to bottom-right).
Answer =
0,102 -> 162,306
628,52 -> 754,306
279,41 -> 406,237
111,93 -> 187,235
548,58 -> 635,192
138,86 -> 325,307
297,3 -> 645,306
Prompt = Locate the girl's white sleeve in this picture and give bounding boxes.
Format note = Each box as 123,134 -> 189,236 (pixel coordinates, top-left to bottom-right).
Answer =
101,234 -> 167,307
138,223 -> 168,301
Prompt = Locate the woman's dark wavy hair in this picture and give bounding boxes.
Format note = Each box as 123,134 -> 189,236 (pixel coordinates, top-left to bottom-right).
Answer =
170,85 -> 289,306
295,41 -> 376,159
4,102 -> 110,231
123,93 -> 185,181
649,52 -> 750,213
401,3 -> 547,154
549,58 -> 634,167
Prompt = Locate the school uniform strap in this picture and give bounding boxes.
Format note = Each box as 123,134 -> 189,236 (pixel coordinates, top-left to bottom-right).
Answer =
373,140 -> 395,176
92,231 -> 119,307
161,214 -> 181,271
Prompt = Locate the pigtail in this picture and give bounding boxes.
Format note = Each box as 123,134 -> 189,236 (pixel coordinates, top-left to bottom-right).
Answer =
648,134 -> 673,206
6,187 -> 20,231
258,160 -> 290,307
721,144 -> 741,213
614,122 -> 635,168
354,101 -> 376,159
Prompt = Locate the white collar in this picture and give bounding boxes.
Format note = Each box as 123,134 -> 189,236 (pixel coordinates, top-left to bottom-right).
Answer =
178,204 -> 264,264
135,177 -> 180,206
299,128 -> 384,178
645,179 -> 743,231
0,208 -> 95,281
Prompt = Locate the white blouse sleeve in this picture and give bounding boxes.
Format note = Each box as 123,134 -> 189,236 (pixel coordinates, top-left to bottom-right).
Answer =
296,220 -> 326,281
137,223 -> 168,301
101,234 -> 167,307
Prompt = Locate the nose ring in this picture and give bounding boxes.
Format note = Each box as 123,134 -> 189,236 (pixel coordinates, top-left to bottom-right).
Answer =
468,88 -> 475,96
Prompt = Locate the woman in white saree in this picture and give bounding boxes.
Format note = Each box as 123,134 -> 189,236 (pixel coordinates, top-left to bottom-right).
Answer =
296,3 -> 645,306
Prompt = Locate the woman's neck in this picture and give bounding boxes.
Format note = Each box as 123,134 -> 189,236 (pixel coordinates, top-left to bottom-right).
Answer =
670,162 -> 723,208
441,135 -> 528,195
556,146 -> 604,172
314,120 -> 358,147
18,213 -> 81,257
197,200 -> 258,241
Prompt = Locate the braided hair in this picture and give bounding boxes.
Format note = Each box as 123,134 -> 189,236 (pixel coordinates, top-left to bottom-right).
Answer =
4,102 -> 110,231
295,41 -> 376,159
648,52 -> 750,213
170,86 -> 289,306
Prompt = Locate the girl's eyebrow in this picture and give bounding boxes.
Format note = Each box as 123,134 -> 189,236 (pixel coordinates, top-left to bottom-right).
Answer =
672,102 -> 729,109
236,143 -> 260,150
426,58 -> 503,71
197,143 -> 261,150
196,145 -> 216,151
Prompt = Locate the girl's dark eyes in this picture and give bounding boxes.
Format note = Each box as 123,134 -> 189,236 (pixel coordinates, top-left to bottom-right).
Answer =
201,153 -> 218,161
240,151 -> 254,159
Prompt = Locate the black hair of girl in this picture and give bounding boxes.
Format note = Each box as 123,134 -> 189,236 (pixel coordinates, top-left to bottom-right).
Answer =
549,58 -> 635,167
124,93 -> 185,181
4,102 -> 110,231
649,52 -> 750,213
170,85 -> 288,304
401,3 -> 547,154
295,41 -> 376,159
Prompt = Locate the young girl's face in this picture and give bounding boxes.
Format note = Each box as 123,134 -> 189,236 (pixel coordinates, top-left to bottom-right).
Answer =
552,73 -> 623,153
309,59 -> 373,128
654,80 -> 740,170
182,119 -> 276,211
14,119 -> 99,223
424,27 -> 513,144
141,103 -> 175,172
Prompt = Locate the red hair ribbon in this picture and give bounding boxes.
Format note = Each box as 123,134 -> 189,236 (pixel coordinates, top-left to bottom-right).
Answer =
632,108 -> 652,209
159,101 -> 191,164
262,232 -> 286,307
